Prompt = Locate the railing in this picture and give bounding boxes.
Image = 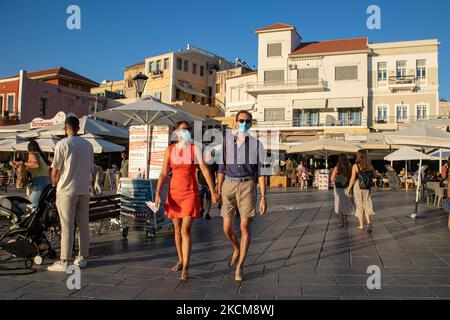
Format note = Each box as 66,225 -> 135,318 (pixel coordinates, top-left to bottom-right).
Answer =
388,75 -> 417,90
257,117 -> 367,128
373,116 -> 440,124
245,79 -> 327,91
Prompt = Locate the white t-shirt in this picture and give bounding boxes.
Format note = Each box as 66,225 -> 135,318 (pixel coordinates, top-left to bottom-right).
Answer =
51,136 -> 94,196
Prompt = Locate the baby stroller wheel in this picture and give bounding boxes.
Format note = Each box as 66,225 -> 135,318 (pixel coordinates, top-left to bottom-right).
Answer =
120,227 -> 129,239
147,228 -> 155,238
25,259 -> 33,269
34,255 -> 44,266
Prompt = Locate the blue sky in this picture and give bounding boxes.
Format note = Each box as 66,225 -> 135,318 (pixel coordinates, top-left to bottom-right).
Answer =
1,0 -> 449,98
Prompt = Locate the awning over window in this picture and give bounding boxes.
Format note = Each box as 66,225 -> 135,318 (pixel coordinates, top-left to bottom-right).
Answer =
292,99 -> 326,109
328,97 -> 363,109
176,84 -> 207,97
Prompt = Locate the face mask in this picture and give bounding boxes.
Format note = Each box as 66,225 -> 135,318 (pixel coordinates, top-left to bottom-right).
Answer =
238,121 -> 251,133
179,129 -> 191,141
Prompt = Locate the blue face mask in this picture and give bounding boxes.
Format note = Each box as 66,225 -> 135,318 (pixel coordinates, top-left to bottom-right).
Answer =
238,121 -> 251,133
179,129 -> 191,141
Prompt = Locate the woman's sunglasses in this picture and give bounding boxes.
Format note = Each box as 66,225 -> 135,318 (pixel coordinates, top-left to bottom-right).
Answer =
238,120 -> 251,125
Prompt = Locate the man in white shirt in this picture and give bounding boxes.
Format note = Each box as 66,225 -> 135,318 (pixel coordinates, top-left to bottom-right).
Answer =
48,116 -> 94,272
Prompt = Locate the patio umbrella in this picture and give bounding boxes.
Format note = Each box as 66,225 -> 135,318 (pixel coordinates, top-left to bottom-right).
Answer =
428,149 -> 450,173
80,134 -> 125,154
0,136 -> 26,152
384,147 -> 438,192
95,97 -> 203,176
31,116 -> 129,143
13,137 -> 60,153
384,124 -> 450,218
287,139 -> 359,168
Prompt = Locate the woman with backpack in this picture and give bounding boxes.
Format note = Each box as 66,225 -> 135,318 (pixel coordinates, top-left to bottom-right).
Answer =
347,150 -> 375,230
331,154 -> 354,227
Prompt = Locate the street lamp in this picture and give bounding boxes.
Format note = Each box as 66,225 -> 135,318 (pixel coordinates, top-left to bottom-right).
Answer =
133,72 -> 148,98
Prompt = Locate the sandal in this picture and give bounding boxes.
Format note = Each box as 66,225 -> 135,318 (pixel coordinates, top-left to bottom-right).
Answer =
171,261 -> 183,272
357,226 -> 364,230
235,270 -> 244,282
180,270 -> 191,281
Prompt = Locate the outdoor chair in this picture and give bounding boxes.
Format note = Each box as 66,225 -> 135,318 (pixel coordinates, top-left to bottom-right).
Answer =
425,183 -> 436,205
429,182 -> 446,207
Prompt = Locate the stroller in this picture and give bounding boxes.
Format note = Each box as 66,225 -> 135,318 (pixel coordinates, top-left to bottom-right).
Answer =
0,185 -> 59,269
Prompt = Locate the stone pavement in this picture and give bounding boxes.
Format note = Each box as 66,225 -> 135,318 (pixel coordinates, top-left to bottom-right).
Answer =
0,188 -> 449,300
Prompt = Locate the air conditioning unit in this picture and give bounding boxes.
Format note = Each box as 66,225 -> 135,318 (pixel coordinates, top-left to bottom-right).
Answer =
289,64 -> 297,70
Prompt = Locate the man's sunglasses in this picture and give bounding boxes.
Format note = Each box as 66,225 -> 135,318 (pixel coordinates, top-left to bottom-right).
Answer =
238,120 -> 252,125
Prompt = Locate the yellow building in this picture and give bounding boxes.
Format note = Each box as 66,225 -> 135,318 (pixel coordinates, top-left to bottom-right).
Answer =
91,79 -> 125,99
439,101 -> 450,117
121,44 -> 235,119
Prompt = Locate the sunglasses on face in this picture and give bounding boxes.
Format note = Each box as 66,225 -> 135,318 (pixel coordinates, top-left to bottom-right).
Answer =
238,120 -> 251,125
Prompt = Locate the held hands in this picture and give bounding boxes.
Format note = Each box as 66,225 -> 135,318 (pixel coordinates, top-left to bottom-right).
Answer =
259,197 -> 267,215
211,191 -> 221,205
154,192 -> 162,208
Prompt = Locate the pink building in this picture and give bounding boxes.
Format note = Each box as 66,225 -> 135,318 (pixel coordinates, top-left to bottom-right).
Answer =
0,67 -> 108,125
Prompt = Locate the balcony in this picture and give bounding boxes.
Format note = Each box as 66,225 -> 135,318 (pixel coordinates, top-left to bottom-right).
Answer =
245,79 -> 327,96
256,117 -> 366,129
388,75 -> 417,92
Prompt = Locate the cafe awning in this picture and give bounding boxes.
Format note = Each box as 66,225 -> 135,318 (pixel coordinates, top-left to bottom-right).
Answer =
176,84 -> 207,97
328,97 -> 363,109
292,99 -> 326,109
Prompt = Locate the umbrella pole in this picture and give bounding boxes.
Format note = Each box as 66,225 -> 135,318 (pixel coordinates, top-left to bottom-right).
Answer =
412,149 -> 423,218
405,161 -> 408,192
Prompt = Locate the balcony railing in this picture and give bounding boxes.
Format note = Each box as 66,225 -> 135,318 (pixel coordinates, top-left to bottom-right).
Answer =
245,79 -> 327,95
256,117 -> 366,128
373,115 -> 437,124
388,75 -> 417,91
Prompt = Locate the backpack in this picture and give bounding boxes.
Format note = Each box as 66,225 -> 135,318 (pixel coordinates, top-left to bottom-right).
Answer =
357,164 -> 374,190
335,174 -> 349,189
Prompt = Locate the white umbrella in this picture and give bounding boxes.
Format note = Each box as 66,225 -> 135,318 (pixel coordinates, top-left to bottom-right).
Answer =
0,136 -> 26,152
384,124 -> 450,218
287,139 -> 359,168
95,97 -> 203,175
384,147 -> 438,192
80,134 -> 125,154
13,137 -> 60,153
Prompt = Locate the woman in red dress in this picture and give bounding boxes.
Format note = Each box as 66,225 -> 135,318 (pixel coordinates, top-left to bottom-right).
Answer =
155,121 -> 219,280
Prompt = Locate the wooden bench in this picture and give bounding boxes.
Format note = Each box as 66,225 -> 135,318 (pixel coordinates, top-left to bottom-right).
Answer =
88,194 -> 121,234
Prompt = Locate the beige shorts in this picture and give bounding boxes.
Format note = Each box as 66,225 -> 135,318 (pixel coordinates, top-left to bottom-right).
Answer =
221,179 -> 256,219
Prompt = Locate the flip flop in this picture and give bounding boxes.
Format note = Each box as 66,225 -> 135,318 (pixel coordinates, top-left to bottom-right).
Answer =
171,261 -> 183,272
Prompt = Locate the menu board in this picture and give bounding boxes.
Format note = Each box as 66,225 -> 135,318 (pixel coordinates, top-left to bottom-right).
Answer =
128,125 -> 169,179
318,169 -> 330,191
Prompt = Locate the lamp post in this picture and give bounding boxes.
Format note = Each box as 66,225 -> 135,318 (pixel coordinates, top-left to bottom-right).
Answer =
133,72 -> 148,98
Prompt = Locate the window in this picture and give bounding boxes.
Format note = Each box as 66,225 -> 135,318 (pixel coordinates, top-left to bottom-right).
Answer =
7,95 -> 14,113
335,66 -> 358,81
294,110 -> 320,127
128,79 -> 134,87
207,87 -> 213,97
377,62 -> 388,81
416,60 -> 427,79
297,68 -> 319,85
215,83 -> 220,94
148,61 -> 154,73
396,105 -> 408,122
377,106 -> 388,122
396,61 -> 407,77
164,58 -> 169,69
39,98 -> 47,116
264,108 -> 285,121
338,108 -> 361,126
175,89 -> 181,100
417,105 -> 427,120
0,96 -> 3,113
264,70 -> 284,82
176,58 -> 182,70
201,97 -> 206,105
267,43 -> 282,57
200,65 -> 205,76
152,92 -> 162,100
192,63 -> 197,75
156,60 -> 161,72
191,94 -> 196,103
184,60 -> 189,72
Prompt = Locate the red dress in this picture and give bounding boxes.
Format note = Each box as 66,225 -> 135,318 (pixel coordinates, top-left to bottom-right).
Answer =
164,143 -> 201,219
